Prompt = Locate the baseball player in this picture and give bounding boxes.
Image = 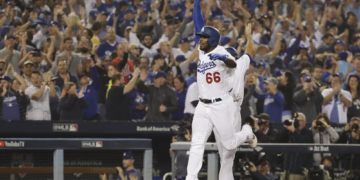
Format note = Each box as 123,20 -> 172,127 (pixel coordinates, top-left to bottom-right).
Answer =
186,26 -> 257,180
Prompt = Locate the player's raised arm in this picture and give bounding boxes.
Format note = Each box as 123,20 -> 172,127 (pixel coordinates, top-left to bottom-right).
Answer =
193,0 -> 205,45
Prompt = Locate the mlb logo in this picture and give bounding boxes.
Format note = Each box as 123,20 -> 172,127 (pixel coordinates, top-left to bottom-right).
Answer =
69,124 -> 79,132
95,141 -> 103,148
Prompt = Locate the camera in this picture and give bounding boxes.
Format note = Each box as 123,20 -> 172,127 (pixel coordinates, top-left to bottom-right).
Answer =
351,124 -> 359,132
315,120 -> 326,132
238,158 -> 252,175
283,113 -> 300,129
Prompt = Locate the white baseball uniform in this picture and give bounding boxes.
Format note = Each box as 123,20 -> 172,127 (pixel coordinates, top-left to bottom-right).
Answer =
186,47 -> 253,180
215,54 -> 251,180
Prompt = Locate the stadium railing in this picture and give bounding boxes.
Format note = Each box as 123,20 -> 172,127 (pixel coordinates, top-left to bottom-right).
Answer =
170,142 -> 360,180
0,138 -> 153,180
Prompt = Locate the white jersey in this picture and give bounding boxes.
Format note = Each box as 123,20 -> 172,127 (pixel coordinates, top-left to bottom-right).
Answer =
231,54 -> 251,103
197,46 -> 234,99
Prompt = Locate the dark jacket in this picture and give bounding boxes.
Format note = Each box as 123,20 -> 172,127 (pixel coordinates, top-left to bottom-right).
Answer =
105,86 -> 131,121
293,86 -> 323,122
138,82 -> 178,121
0,89 -> 29,121
59,94 -> 87,121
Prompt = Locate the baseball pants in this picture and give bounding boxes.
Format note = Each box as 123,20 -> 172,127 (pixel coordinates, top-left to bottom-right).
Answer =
186,95 -> 250,180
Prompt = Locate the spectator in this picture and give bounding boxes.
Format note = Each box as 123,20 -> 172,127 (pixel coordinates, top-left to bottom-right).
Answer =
171,122 -> 192,180
53,59 -> 78,91
277,71 -> 296,120
254,113 -> 278,143
0,73 -> 29,121
127,86 -> 148,122
53,37 -> 82,77
117,151 -> 142,180
248,160 -> 276,180
344,74 -> 360,120
350,55 -> 360,77
172,75 -> 187,121
79,72 -> 99,121
293,74 -> 323,122
338,117 -> 360,173
112,47 -> 135,84
96,28 -> 118,59
321,74 -> 352,125
105,68 -> 140,121
139,71 -> 178,121
105,64 -> 120,98
319,156 -> 335,180
311,113 -> 339,165
279,112 -> 313,179
59,82 -> 87,121
20,60 -> 34,87
25,71 -> 56,121
0,35 -> 21,73
260,77 -> 285,124
241,71 -> 257,120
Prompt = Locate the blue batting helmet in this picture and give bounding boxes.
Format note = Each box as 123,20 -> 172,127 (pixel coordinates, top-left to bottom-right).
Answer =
196,26 -> 220,48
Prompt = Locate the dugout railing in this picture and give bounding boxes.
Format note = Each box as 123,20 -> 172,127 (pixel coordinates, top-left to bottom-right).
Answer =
0,138 -> 153,180
170,142 -> 360,180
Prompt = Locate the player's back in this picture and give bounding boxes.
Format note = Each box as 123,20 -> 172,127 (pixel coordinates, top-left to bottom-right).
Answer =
197,46 -> 234,99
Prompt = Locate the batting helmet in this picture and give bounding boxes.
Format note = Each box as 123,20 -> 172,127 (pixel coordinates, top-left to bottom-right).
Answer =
196,26 -> 220,48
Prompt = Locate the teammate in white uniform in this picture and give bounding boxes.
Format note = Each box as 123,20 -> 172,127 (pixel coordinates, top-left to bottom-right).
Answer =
186,26 -> 256,180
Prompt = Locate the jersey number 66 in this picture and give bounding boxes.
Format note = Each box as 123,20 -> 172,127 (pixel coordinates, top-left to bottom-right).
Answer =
206,72 -> 221,84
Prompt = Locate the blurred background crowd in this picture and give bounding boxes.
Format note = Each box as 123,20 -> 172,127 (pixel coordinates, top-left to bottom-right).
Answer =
0,0 -> 359,179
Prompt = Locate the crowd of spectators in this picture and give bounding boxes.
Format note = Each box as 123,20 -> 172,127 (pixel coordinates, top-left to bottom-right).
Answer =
0,0 -> 358,125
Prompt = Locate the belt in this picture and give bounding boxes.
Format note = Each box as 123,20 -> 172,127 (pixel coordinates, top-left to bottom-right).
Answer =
199,98 -> 222,104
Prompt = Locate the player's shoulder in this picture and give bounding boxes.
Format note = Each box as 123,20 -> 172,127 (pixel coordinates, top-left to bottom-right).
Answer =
213,45 -> 229,54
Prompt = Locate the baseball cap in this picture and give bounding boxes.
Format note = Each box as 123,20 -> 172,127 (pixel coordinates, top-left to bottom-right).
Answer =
189,62 -> 197,72
123,151 -> 134,160
154,71 -> 167,79
0,76 -> 12,82
175,55 -> 186,62
338,51 -> 348,60
49,20 -> 59,27
5,35 -> 16,40
335,39 -> 345,45
326,21 -> 337,29
153,54 -> 164,61
303,74 -> 312,82
180,37 -> 191,44
24,60 -> 34,66
273,69 -> 283,77
264,77 -> 278,85
324,58 -> 333,69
